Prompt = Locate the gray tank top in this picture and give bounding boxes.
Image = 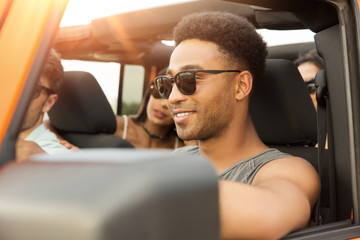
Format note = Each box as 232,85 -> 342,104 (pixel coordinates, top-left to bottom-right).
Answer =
174,146 -> 291,184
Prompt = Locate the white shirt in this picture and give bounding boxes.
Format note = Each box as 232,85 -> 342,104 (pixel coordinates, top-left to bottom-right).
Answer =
25,123 -> 70,154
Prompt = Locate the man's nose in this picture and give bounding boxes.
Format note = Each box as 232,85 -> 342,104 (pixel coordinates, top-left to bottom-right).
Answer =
168,83 -> 187,104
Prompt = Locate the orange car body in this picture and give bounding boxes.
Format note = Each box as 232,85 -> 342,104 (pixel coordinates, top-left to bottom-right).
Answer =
0,0 -> 67,147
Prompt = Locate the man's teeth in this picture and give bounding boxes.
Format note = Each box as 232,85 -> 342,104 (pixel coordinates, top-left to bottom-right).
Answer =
176,112 -> 190,117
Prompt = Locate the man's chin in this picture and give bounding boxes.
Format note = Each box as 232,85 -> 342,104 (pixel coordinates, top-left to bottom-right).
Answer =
177,130 -> 196,141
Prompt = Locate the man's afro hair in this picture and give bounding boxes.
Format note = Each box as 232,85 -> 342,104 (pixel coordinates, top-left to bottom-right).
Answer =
174,11 -> 268,81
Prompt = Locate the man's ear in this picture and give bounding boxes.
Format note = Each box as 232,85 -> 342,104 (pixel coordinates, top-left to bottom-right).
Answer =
235,71 -> 253,101
42,94 -> 58,113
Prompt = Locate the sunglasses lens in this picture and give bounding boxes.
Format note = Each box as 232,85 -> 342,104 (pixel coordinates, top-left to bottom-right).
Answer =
176,71 -> 196,95
307,85 -> 316,94
305,79 -> 316,94
154,71 -> 197,99
149,83 -> 162,99
155,77 -> 173,99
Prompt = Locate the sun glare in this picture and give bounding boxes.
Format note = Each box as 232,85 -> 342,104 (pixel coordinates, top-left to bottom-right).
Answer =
60,0 -> 192,27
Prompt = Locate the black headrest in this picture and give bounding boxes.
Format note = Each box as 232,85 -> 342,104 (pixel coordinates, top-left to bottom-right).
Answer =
49,71 -> 116,134
250,59 -> 317,146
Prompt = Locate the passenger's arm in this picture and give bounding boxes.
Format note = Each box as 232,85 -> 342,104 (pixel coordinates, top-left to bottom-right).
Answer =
16,138 -> 45,162
113,115 -> 125,138
58,139 -> 79,150
218,157 -> 320,240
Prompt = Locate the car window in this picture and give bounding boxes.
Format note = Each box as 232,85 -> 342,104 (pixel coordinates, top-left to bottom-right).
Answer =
61,61 -> 145,115
121,64 -> 145,115
61,60 -> 120,114
257,29 -> 315,46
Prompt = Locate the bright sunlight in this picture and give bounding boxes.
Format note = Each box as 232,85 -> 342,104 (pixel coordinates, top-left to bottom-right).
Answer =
60,0 -> 192,26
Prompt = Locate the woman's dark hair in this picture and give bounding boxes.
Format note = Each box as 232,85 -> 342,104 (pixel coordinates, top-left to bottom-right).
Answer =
132,83 -> 176,131
294,49 -> 325,70
133,66 -> 170,123
173,11 -> 268,82
132,87 -> 151,123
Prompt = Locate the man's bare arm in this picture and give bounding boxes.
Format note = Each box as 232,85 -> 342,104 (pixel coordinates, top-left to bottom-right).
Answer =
218,157 -> 320,240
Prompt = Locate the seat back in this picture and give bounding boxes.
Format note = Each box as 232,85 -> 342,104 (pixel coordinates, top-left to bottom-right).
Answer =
48,71 -> 133,148
250,60 -> 317,164
250,59 -> 317,147
250,59 -> 331,224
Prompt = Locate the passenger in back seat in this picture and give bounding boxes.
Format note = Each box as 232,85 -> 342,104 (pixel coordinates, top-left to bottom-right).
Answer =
155,11 -> 320,239
16,49 -> 72,162
295,49 -> 325,110
114,82 -> 197,149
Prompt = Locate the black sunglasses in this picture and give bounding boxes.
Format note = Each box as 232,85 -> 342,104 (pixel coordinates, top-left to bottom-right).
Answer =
305,78 -> 316,94
153,70 -> 242,99
149,82 -> 162,99
32,84 -> 55,100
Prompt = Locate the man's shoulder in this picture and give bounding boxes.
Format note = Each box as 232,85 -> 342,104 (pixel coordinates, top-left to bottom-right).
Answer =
25,123 -> 48,141
253,152 -> 319,188
254,149 -> 315,177
218,148 -> 292,183
26,123 -> 69,154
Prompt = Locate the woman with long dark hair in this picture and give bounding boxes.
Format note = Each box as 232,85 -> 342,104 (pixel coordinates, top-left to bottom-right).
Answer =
114,83 -> 195,148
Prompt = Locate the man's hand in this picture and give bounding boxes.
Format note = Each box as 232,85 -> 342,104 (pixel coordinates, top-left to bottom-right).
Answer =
59,139 -> 79,150
16,138 -> 45,162
44,120 -> 79,150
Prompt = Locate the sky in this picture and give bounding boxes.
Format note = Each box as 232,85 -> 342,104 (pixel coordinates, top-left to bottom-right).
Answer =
60,0 -> 192,27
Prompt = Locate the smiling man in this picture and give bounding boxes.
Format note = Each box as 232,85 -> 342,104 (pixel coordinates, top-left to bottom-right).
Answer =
16,49 -> 70,161
154,11 -> 320,239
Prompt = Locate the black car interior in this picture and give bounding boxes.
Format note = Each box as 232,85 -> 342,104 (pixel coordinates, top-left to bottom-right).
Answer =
315,23 -> 353,223
250,59 -> 332,226
0,150 -> 219,240
48,71 -> 133,148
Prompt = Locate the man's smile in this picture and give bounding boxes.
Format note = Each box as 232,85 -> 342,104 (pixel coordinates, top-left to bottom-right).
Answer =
175,112 -> 191,118
171,109 -> 195,124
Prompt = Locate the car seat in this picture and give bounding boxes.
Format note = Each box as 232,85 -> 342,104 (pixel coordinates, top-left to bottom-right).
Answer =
250,59 -> 330,225
48,71 -> 134,148
251,59 -> 317,148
